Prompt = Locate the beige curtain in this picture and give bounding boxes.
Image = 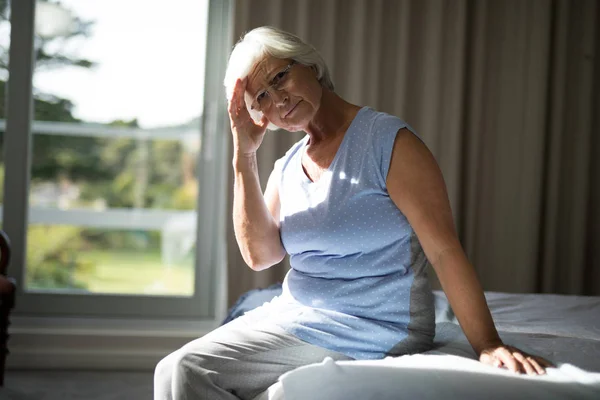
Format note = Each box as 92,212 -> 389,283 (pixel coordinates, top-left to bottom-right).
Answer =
225,0 -> 600,307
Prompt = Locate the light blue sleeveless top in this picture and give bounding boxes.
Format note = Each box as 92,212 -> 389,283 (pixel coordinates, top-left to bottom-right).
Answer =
263,107 -> 435,360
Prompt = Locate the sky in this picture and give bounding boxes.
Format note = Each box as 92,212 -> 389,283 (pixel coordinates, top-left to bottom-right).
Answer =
32,0 -> 208,129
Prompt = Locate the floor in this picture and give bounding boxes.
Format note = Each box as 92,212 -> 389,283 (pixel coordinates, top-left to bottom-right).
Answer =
0,370 -> 153,400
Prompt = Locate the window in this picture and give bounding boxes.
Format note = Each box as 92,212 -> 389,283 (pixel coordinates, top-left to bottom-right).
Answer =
0,0 -> 10,211
2,0 -> 231,320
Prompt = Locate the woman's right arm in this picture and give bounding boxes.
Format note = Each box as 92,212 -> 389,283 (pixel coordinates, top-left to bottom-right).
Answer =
229,77 -> 286,271
232,154 -> 286,271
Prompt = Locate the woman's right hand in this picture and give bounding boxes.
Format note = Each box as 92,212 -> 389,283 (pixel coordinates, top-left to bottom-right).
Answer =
228,77 -> 270,157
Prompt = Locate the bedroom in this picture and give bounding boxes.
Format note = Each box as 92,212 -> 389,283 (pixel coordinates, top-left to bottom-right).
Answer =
0,0 -> 599,399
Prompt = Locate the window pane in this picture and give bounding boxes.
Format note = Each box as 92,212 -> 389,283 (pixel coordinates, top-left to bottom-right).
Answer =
27,224 -> 194,296
0,0 -> 10,209
28,0 -> 207,296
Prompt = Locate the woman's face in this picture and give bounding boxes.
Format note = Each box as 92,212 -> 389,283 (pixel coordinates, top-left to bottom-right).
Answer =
245,56 -> 323,132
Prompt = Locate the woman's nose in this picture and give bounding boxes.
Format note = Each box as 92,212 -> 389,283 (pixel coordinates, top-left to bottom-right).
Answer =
271,90 -> 288,107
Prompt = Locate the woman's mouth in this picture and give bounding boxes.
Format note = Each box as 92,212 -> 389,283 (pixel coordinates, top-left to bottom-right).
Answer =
284,101 -> 301,118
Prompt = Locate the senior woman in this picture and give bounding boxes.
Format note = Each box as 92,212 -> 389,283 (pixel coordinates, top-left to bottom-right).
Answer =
154,26 -> 551,400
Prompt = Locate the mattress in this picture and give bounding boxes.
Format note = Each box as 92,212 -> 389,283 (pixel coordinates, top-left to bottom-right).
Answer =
257,291 -> 600,400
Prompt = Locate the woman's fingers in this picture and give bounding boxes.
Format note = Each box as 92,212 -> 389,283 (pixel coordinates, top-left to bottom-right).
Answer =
228,78 -> 246,117
481,344 -> 553,376
497,347 -> 521,373
227,77 -> 269,156
513,352 -> 536,375
235,78 -> 248,113
259,115 -> 269,129
508,345 -> 554,372
527,357 -> 547,375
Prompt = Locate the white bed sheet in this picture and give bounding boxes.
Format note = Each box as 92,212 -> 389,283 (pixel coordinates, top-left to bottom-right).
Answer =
265,291 -> 600,400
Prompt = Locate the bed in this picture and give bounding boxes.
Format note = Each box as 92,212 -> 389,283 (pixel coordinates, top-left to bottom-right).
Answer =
243,289 -> 600,400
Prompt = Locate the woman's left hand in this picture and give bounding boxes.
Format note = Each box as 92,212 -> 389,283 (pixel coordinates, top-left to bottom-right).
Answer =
479,344 -> 554,375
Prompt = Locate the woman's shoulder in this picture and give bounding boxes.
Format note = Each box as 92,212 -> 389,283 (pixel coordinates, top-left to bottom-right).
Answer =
349,107 -> 407,134
360,108 -> 425,145
370,108 -> 408,130
349,107 -> 409,143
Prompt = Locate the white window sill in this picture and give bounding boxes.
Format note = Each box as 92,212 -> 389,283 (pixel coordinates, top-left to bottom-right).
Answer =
7,316 -> 221,370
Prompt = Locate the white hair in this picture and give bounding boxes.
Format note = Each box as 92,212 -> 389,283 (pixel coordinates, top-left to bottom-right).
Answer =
223,26 -> 334,127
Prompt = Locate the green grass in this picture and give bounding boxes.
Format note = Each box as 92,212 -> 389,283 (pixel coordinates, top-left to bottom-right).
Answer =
72,249 -> 195,296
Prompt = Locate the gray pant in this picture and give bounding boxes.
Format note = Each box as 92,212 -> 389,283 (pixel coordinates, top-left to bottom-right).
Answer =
154,313 -> 353,400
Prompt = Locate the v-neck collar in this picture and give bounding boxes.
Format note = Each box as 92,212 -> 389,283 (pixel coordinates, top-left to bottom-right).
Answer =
298,106 -> 368,185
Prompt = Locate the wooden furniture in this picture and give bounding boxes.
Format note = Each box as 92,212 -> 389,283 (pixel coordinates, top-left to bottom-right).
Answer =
0,230 -> 15,387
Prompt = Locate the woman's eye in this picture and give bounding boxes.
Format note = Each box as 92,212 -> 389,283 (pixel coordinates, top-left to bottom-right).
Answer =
273,71 -> 287,85
257,92 -> 267,102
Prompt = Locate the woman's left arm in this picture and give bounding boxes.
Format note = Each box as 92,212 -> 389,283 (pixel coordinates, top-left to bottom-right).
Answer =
386,128 -> 551,375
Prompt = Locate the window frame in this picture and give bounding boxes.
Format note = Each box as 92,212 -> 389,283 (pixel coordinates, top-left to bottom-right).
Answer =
2,0 -> 232,321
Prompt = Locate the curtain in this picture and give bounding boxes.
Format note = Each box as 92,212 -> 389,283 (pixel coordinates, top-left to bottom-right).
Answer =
225,0 -> 599,307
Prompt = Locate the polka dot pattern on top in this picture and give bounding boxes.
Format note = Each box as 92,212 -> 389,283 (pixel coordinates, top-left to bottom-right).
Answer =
265,107 -> 436,360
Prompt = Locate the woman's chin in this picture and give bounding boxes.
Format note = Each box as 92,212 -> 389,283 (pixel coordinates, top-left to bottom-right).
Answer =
267,118 -> 302,132
281,123 -> 305,133
280,117 -> 311,132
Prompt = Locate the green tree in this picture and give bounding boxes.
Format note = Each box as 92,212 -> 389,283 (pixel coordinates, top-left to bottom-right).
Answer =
0,0 -> 198,290
0,0 -> 95,72
0,0 -> 103,183
0,1 -> 195,211
0,0 -> 99,289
